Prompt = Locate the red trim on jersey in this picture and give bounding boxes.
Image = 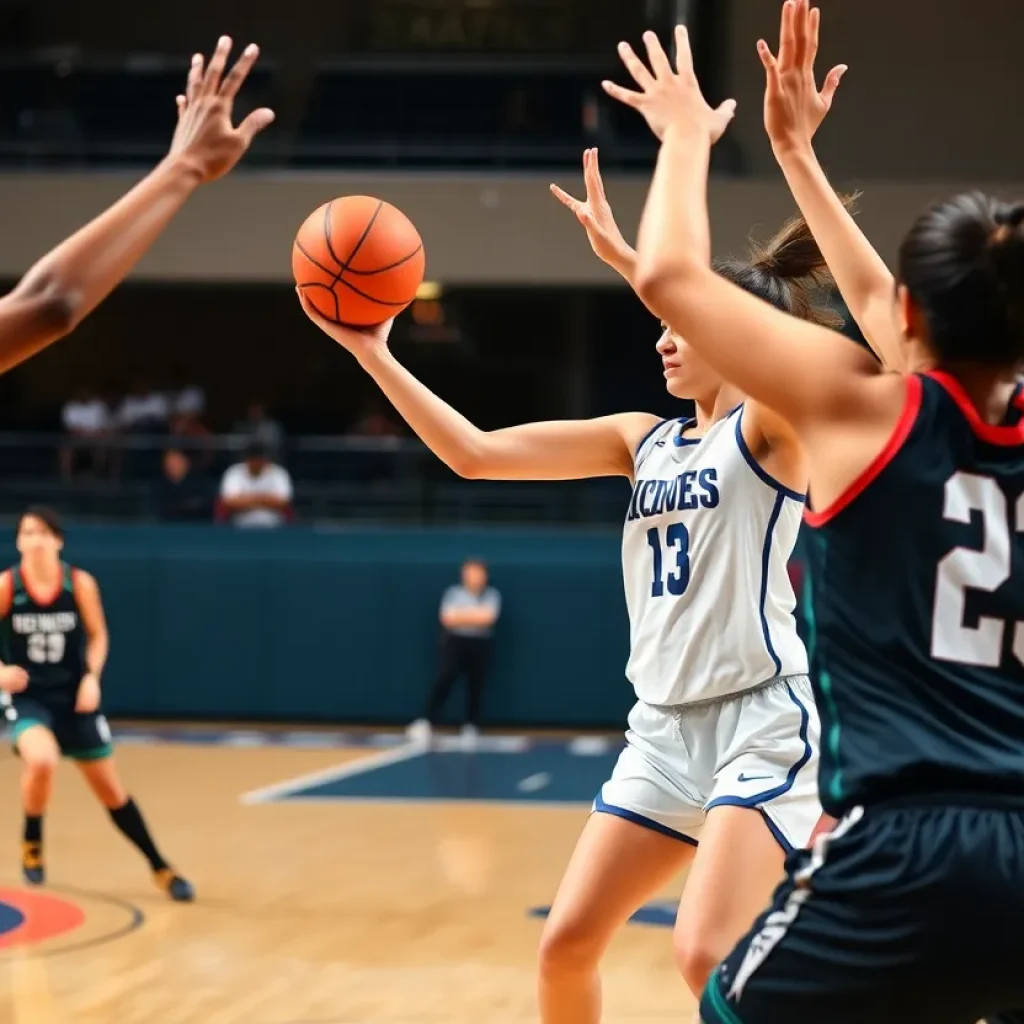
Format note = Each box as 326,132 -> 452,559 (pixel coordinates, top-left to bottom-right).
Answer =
804,374 -> 923,528
18,562 -> 63,608
926,370 -> 1024,446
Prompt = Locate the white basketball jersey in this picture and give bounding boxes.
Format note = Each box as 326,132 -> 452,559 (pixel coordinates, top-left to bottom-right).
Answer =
622,407 -> 808,706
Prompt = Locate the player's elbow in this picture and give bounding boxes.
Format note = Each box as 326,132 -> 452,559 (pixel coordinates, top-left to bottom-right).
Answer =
448,452 -> 480,479
14,271 -> 80,338
634,257 -> 699,317
447,441 -> 490,480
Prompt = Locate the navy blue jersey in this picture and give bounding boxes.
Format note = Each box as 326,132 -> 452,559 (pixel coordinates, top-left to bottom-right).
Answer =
804,372 -> 1024,817
0,564 -> 86,709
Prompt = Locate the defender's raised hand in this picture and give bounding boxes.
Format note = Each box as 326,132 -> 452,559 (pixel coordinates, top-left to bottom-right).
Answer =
759,0 -> 846,155
169,36 -> 275,183
602,27 -> 736,144
550,148 -> 637,281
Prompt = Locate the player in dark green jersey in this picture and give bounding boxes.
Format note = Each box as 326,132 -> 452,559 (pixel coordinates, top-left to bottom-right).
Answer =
602,5 -> 1024,1021
0,508 -> 193,901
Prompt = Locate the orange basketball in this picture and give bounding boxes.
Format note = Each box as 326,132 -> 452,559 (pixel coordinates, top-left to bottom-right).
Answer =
292,196 -> 426,327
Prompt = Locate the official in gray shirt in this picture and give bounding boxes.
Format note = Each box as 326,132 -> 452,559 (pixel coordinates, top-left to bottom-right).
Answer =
407,558 -> 501,743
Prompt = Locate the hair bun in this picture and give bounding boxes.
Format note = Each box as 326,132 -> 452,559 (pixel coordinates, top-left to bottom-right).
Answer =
988,203 -> 1024,339
991,204 -> 1024,248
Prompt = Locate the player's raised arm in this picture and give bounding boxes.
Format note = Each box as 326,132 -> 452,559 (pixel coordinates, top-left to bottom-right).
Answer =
603,26 -> 879,430
296,293 -> 658,481
762,0 -> 903,368
0,36 -> 274,377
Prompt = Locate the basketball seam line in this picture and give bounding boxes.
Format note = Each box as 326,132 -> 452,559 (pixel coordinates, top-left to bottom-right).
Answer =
294,239 -> 423,278
326,198 -> 383,288
298,276 -> 412,307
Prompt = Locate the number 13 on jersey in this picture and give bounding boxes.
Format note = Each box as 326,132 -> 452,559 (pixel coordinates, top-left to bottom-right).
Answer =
647,524 -> 691,597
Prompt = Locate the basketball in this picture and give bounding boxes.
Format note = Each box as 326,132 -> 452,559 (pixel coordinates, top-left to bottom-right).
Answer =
292,196 -> 426,327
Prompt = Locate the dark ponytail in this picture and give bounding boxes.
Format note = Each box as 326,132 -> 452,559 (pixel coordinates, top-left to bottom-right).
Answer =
714,196 -> 858,329
898,192 -> 1024,366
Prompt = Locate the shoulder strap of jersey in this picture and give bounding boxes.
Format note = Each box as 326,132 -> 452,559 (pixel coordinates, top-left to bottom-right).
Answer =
635,418 -> 684,472
61,563 -> 74,593
10,568 -> 23,596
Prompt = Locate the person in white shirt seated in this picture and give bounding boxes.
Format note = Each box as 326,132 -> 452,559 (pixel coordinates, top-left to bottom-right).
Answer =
218,440 -> 294,528
117,377 -> 170,435
60,388 -> 112,479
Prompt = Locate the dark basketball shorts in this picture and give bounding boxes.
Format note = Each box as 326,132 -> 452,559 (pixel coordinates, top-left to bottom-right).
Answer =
4,694 -> 113,761
699,798 -> 1024,1024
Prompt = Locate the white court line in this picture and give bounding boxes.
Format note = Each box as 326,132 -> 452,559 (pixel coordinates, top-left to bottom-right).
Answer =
240,742 -> 428,805
253,795 -> 592,810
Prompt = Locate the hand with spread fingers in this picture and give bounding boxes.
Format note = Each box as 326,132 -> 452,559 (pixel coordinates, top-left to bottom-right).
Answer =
550,148 -> 637,282
168,35 -> 275,183
601,27 -> 736,144
759,0 -> 847,156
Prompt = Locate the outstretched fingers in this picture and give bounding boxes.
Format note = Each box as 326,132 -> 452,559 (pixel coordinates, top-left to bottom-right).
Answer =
642,30 -> 674,79
583,148 -> 607,202
616,40 -> 654,90
819,64 -> 848,107
201,35 -> 233,94
672,24 -> 696,78
236,106 -> 275,146
185,52 -> 204,106
601,78 -> 644,109
219,42 -> 260,100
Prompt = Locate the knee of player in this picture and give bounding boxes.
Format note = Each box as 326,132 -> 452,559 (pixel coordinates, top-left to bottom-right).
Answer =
674,929 -> 723,995
537,913 -> 605,976
23,750 -> 58,774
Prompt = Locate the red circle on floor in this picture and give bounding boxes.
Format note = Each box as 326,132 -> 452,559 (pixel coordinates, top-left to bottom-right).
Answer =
0,887 -> 86,949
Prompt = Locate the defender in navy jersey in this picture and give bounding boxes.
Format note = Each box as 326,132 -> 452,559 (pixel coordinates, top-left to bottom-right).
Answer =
607,9 -> 1024,1022
804,370 -> 1024,817
0,508 -> 194,901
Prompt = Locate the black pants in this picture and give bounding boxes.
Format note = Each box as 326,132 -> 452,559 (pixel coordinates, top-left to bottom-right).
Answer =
425,634 -> 493,727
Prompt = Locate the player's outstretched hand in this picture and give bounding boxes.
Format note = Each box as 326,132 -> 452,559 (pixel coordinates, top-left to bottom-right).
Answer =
759,0 -> 847,156
602,27 -> 736,144
168,36 -> 275,183
0,665 -> 29,693
296,288 -> 394,361
550,148 -> 636,278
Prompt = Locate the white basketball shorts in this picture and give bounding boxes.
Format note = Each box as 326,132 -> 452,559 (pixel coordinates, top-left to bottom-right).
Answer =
595,675 -> 821,851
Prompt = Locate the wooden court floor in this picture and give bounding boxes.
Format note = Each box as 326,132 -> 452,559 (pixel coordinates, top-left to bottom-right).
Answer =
0,733 -> 693,1023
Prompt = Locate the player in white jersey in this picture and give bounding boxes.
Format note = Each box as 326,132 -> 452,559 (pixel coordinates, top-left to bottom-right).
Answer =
296,152 -> 839,1019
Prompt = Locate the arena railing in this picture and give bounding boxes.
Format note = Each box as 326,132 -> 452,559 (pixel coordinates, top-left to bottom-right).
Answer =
0,431 -> 629,526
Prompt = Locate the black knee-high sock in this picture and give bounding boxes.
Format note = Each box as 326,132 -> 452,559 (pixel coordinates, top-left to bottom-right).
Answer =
23,815 -> 42,844
108,797 -> 168,872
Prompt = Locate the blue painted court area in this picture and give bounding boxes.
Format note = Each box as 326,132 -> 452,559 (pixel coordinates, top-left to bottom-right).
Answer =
298,747 -> 615,803
242,737 -> 625,806
531,903 -> 676,928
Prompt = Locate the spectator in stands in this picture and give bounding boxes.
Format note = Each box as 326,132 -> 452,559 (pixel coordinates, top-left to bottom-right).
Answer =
233,402 -> 284,457
408,558 -> 501,746
60,387 -> 113,479
166,364 -> 206,422
345,399 -> 403,481
218,440 -> 294,529
346,399 -> 403,439
155,448 -> 212,522
117,376 -> 169,435
168,409 -> 213,469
